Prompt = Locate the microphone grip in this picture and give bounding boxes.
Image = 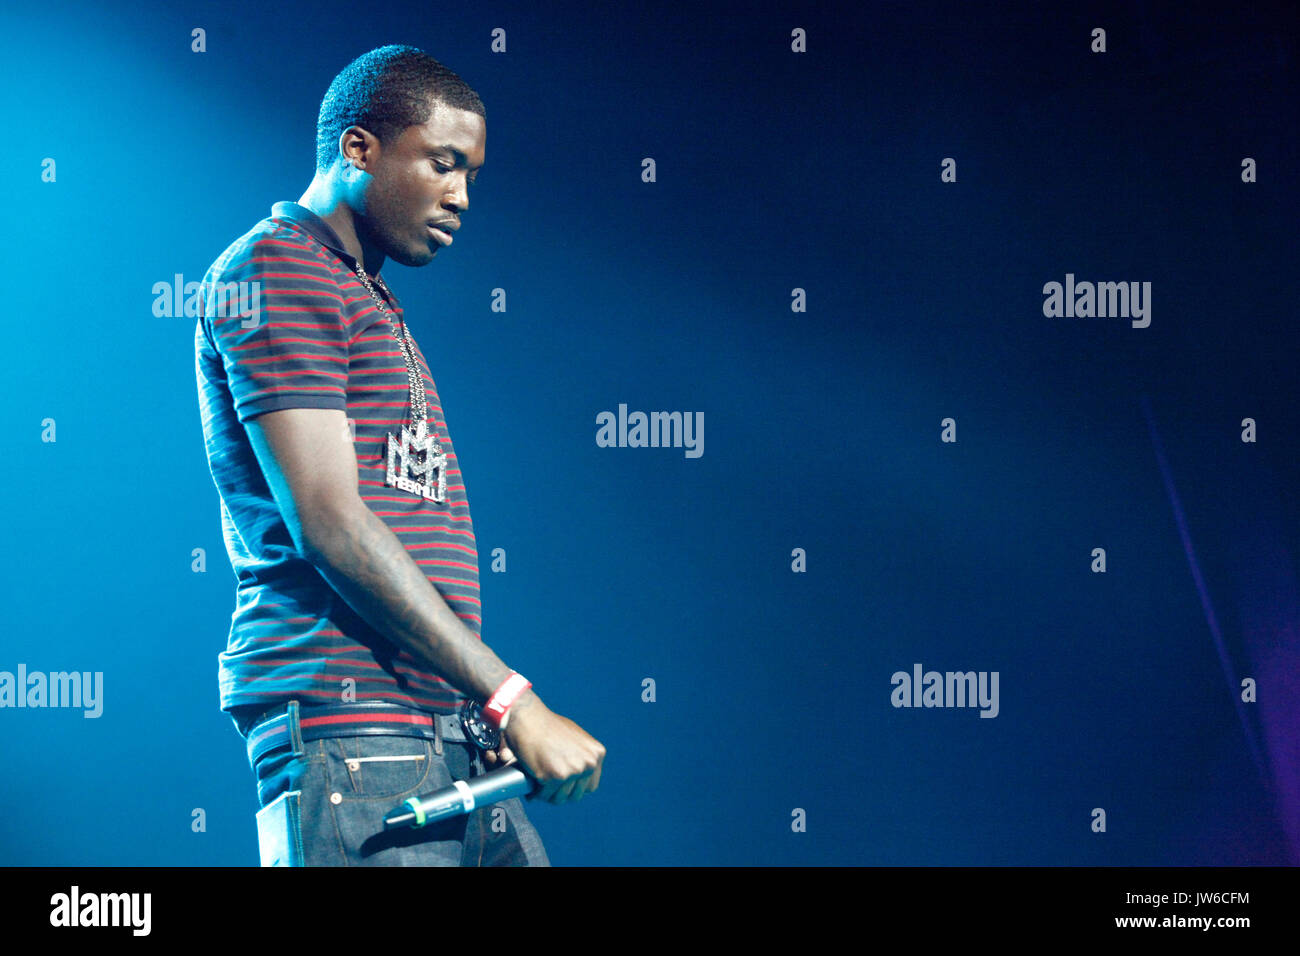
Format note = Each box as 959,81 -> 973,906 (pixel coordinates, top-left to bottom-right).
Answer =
384,765 -> 536,830
465,765 -> 534,806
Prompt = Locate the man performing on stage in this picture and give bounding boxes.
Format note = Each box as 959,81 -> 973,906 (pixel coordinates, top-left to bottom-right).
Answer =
194,45 -> 605,865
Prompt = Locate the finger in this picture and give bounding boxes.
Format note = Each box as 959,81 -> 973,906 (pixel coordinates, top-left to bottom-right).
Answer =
512,757 -> 544,798
549,777 -> 579,805
483,748 -> 499,765
533,774 -> 561,803
571,770 -> 594,802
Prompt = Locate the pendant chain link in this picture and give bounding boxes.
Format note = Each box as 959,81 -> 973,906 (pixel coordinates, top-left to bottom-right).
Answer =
353,263 -> 449,504
353,265 -> 435,440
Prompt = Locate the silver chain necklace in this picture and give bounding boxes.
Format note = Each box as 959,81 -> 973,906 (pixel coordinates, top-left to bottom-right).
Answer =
353,264 -> 448,504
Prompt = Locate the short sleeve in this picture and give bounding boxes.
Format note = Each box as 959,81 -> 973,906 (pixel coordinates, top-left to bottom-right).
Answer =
205,234 -> 350,423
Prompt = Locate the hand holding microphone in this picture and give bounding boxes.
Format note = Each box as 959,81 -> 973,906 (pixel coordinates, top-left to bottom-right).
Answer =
384,680 -> 606,830
500,689 -> 606,805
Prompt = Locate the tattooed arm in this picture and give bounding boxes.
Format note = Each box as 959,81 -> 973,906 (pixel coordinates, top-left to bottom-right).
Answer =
245,407 -> 605,804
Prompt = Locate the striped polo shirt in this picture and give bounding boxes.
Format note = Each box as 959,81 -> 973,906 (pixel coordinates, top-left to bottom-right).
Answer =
194,201 -> 478,719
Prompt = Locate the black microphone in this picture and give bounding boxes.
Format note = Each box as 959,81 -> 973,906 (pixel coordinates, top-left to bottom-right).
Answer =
383,764 -> 538,830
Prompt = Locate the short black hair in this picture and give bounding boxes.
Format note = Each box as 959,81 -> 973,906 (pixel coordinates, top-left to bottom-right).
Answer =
315,45 -> 485,172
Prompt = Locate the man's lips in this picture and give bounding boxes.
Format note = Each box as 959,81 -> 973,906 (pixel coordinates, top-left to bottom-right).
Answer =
428,221 -> 457,246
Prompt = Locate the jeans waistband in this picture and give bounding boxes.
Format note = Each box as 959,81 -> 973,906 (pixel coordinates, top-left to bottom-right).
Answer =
245,700 -> 472,772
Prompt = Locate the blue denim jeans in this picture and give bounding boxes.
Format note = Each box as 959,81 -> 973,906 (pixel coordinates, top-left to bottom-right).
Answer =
239,706 -> 550,866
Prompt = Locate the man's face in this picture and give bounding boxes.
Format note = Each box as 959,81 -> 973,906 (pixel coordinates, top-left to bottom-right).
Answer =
356,101 -> 485,267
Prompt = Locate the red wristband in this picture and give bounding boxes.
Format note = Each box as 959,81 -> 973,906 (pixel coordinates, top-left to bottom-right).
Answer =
483,672 -> 532,730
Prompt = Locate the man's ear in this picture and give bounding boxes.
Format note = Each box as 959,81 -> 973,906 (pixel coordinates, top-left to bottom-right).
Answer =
339,126 -> 379,170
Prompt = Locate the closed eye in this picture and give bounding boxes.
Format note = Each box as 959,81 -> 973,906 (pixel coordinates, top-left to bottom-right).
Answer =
434,160 -> 478,187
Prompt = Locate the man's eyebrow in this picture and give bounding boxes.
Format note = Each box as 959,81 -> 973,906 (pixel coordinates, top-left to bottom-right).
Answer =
430,145 -> 483,171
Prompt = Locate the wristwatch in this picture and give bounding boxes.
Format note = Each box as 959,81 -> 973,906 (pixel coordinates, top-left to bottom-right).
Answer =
458,699 -> 502,752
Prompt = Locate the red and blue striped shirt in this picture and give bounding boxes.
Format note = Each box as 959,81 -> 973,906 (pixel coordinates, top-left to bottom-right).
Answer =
194,201 -> 478,718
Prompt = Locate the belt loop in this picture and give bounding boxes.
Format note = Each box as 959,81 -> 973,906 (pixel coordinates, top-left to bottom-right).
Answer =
433,714 -> 443,756
287,700 -> 304,756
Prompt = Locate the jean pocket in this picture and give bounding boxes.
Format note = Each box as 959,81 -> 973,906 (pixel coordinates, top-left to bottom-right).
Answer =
254,790 -> 305,866
326,735 -> 439,800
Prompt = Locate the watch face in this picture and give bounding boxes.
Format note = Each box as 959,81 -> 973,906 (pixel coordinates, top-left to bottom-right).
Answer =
459,699 -> 501,751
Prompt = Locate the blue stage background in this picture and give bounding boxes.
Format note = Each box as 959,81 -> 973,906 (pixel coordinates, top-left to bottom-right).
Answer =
0,0 -> 1296,865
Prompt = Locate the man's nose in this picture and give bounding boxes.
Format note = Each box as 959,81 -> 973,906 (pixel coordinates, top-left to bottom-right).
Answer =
445,179 -> 469,213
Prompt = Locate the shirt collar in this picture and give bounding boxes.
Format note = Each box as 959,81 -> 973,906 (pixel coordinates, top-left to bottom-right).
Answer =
270,201 -> 358,268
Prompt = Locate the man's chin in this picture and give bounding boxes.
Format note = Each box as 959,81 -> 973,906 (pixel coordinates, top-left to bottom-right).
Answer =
389,246 -> 437,268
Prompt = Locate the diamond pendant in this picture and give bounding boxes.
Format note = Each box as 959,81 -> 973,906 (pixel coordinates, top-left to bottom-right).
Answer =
385,419 -> 448,504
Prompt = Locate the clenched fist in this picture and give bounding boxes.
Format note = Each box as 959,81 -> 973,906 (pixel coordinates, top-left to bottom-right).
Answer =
484,691 -> 605,804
